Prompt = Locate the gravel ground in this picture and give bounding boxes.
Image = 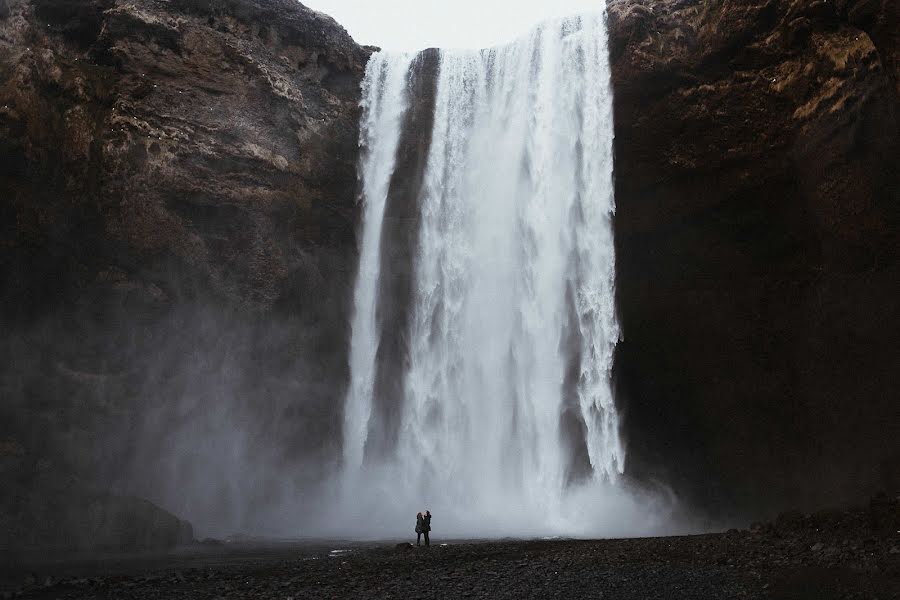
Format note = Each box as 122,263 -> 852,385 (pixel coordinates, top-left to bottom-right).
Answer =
3,505 -> 898,599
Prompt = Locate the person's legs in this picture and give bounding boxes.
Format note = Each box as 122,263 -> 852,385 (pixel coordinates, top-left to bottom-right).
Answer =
417,532 -> 421,546
424,531 -> 430,547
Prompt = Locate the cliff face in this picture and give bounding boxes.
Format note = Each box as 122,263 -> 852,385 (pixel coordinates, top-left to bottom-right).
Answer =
0,0 -> 370,545
607,0 -> 899,517
1,0 -> 368,315
0,0 -> 897,547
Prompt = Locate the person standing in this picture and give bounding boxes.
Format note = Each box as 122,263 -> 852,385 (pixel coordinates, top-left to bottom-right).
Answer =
415,512 -> 424,546
423,510 -> 432,547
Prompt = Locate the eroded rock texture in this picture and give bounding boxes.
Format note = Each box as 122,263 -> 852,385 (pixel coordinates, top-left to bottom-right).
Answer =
0,0 -> 370,548
608,0 -> 899,517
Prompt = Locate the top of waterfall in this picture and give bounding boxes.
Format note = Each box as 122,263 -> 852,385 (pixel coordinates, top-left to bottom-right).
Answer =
301,0 -> 604,51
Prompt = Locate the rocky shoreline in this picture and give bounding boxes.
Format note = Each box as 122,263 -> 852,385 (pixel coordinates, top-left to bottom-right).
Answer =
3,497 -> 898,599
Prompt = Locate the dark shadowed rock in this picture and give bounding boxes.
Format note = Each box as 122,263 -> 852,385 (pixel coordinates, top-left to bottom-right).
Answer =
0,0 -> 370,549
869,491 -> 900,532
607,0 -> 899,518
1,487 -> 193,557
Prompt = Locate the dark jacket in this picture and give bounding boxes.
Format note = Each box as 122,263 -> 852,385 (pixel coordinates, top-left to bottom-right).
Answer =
415,514 -> 424,534
423,514 -> 432,532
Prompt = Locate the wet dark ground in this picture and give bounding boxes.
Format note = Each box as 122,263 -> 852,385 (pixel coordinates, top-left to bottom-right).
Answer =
4,501 -> 900,600
2,522 -> 898,600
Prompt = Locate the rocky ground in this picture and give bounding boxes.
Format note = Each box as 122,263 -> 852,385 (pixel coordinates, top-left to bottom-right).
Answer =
3,499 -> 898,600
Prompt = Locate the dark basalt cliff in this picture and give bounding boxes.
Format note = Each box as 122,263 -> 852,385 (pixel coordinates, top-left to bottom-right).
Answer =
0,0 -> 370,550
607,0 -> 899,516
0,0 -> 897,550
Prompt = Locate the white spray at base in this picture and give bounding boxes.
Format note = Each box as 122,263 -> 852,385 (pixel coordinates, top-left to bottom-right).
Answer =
338,13 -> 670,539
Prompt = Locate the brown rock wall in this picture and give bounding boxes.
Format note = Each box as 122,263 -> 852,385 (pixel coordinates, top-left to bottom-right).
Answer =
0,0 -> 371,542
607,0 -> 899,518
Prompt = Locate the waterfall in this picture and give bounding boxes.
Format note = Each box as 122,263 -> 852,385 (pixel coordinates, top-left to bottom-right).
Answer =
342,13 -> 632,537
344,52 -> 415,472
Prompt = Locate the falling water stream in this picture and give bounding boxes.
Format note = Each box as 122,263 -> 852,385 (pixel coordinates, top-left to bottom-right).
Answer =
341,13 -> 643,537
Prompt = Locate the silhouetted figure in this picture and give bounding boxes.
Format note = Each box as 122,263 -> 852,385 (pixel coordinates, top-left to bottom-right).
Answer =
423,510 -> 431,547
415,511 -> 424,546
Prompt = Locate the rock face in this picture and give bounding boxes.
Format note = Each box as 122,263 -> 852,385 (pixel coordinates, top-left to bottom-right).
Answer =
0,0 -> 370,543
1,0 -> 368,315
607,0 -> 899,517
0,0 -> 897,547
2,489 -> 193,557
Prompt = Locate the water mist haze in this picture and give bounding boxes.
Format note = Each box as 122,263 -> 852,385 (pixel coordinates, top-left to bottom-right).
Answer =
2,295 -> 349,541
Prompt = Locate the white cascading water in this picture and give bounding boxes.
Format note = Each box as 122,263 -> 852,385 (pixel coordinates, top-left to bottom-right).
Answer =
343,51 -> 416,473
340,13 -> 653,538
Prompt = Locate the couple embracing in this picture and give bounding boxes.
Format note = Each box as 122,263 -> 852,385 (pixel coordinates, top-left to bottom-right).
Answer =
415,510 -> 432,546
